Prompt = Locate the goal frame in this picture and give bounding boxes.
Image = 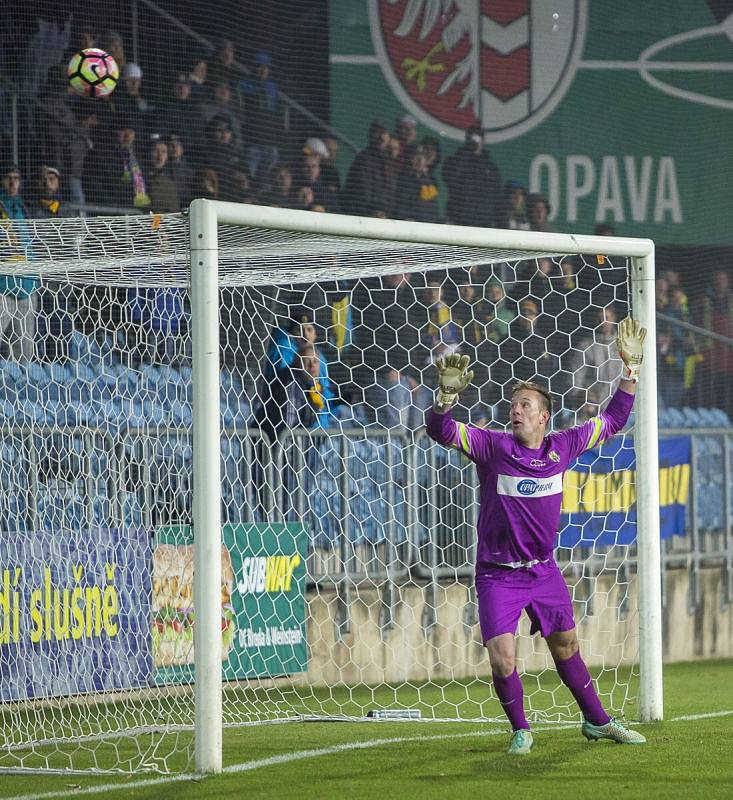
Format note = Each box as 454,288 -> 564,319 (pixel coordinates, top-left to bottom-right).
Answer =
188,198 -> 662,774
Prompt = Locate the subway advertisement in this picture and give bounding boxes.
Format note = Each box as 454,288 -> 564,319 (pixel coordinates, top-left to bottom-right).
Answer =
0,523 -> 307,702
153,523 -> 308,684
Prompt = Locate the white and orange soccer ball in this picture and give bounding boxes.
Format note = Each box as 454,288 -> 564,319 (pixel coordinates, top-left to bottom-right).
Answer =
67,48 -> 119,98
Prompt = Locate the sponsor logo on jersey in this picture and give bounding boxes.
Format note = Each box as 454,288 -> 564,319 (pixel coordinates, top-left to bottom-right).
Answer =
529,459 -> 546,467
497,473 -> 563,499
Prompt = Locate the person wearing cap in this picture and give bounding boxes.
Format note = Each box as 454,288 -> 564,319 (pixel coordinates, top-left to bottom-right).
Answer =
442,125 -> 502,228
240,51 -> 281,185
114,62 -> 155,138
31,166 -> 69,219
0,165 -> 39,363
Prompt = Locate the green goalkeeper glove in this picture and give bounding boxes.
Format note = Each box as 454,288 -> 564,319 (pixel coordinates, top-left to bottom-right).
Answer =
617,316 -> 647,382
435,354 -> 474,409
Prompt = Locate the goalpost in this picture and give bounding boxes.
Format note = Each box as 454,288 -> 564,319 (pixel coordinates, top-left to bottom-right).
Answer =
189,200 -> 662,773
0,201 -> 661,776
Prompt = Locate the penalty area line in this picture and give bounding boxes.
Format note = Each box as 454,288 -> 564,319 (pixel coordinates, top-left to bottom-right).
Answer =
7,712 -> 733,800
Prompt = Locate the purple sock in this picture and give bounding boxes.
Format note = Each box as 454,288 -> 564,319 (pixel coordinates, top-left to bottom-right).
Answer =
492,670 -> 529,731
554,651 -> 611,726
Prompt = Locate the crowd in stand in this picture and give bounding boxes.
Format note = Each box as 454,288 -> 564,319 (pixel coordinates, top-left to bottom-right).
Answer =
1,30 -> 732,431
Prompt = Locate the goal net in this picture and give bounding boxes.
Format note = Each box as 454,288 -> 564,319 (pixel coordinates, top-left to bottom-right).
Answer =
0,205 -> 660,774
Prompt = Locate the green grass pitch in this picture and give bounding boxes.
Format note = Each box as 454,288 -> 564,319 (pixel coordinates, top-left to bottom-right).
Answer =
1,660 -> 731,800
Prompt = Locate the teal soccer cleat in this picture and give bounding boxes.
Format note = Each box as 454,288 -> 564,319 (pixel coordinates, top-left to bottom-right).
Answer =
507,729 -> 533,755
582,718 -> 646,744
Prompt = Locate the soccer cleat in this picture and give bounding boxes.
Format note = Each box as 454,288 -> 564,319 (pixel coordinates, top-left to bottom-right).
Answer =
582,718 -> 646,744
507,728 -> 533,755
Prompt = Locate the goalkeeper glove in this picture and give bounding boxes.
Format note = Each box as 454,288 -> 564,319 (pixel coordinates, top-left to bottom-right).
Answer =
435,354 -> 474,408
616,316 -> 647,382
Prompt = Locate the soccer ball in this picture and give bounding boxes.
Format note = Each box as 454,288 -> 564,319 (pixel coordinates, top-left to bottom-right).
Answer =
67,48 -> 119,98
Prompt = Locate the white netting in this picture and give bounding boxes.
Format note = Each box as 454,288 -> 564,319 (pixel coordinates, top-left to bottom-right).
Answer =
0,213 -> 639,774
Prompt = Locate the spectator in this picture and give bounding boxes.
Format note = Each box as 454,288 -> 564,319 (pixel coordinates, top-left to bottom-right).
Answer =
188,56 -> 209,102
569,305 -> 622,405
92,116 -> 150,209
261,164 -> 298,208
165,133 -> 195,207
194,168 -> 219,200
100,29 -> 126,71
420,135 -> 442,178
67,100 -> 100,210
393,145 -> 441,223
700,269 -> 733,416
156,74 -> 201,154
255,339 -> 328,441
39,66 -> 77,184
221,161 -> 257,204
526,193 -> 556,233
365,367 -> 431,432
502,180 -> 530,230
383,134 -> 402,214
114,62 -> 155,137
343,119 -> 391,217
320,136 -> 342,194
297,151 -> 340,212
197,116 -> 242,185
501,297 -> 561,390
262,307 -> 334,402
240,51 -> 281,185
208,39 -> 240,89
197,81 -> 244,148
394,114 -> 418,171
30,165 -> 68,218
484,277 -> 517,342
145,135 -> 180,213
657,323 -> 687,408
419,273 -> 460,366
0,165 -> 38,362
442,126 -> 502,227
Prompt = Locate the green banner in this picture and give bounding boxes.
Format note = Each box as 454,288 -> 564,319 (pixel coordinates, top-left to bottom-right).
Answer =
330,1 -> 733,245
153,523 -> 308,684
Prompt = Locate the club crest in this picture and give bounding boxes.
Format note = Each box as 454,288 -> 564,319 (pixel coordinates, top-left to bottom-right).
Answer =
369,0 -> 587,143
549,450 -> 560,463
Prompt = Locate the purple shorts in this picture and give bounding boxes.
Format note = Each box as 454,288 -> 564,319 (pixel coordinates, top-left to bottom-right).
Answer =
475,561 -> 576,643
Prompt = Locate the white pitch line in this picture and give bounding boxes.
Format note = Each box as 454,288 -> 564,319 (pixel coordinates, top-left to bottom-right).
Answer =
6,711 -> 733,800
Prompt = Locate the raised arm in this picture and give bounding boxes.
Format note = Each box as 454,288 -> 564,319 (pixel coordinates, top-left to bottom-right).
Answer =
616,315 -> 647,397
425,354 -> 492,461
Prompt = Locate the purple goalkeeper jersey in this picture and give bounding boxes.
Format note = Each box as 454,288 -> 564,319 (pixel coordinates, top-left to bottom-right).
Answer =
425,388 -> 635,570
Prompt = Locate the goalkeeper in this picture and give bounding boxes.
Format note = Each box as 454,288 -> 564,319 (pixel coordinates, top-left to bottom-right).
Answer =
425,317 -> 647,755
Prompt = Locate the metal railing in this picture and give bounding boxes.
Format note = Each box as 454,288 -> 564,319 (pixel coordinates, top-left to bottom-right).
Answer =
0,423 -> 729,616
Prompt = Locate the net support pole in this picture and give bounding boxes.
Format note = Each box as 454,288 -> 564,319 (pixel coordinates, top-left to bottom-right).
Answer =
190,198 -> 223,773
631,248 -> 663,722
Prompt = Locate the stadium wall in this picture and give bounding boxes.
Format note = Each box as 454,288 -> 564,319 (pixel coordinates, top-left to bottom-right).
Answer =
300,568 -> 733,687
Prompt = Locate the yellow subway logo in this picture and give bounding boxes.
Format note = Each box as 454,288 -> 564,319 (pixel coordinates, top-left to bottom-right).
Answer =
237,555 -> 301,595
